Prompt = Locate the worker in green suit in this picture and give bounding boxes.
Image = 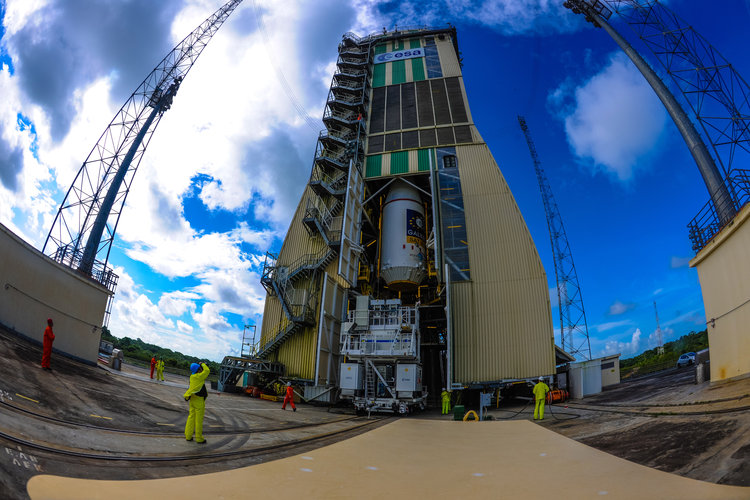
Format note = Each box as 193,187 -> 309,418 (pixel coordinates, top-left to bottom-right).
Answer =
533,376 -> 550,420
156,358 -> 165,381
184,362 -> 210,443
441,387 -> 451,415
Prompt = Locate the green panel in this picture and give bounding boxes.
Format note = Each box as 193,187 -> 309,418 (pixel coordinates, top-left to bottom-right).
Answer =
366,155 -> 383,178
411,58 -> 426,81
392,60 -> 406,85
390,151 -> 409,175
373,63 -> 386,88
417,148 -> 433,171
392,40 -> 404,51
410,39 -> 421,49
375,44 -> 387,55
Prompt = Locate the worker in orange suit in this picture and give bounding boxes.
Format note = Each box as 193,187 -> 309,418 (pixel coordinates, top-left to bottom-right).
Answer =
184,362 -> 210,443
150,356 -> 156,379
533,376 -> 550,420
41,318 -> 55,371
282,381 -> 296,412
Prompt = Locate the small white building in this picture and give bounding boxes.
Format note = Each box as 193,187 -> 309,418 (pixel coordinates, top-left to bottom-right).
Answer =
568,353 -> 621,399
599,354 -> 621,388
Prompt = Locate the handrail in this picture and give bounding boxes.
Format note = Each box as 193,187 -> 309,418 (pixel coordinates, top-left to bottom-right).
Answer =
688,169 -> 750,253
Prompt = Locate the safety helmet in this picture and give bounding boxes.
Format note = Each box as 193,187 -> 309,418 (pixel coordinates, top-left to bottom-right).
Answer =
190,363 -> 200,374
538,376 -> 544,381
286,381 -> 291,386
47,318 -> 53,326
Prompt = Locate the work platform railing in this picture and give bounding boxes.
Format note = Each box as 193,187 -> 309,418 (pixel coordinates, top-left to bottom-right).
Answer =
688,170 -> 750,253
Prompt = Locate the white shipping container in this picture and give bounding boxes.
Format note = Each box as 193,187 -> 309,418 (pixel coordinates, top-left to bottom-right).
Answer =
396,364 -> 421,392
340,363 -> 363,390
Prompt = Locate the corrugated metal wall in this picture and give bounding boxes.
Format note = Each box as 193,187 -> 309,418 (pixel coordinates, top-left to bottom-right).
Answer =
259,185 -> 331,380
436,35 -> 461,78
452,144 -> 555,381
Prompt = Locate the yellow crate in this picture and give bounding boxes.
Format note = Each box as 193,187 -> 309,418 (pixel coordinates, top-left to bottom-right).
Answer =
260,394 -> 281,402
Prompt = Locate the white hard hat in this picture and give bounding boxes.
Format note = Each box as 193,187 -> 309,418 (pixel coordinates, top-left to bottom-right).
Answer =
538,376 -> 544,381
286,381 -> 291,386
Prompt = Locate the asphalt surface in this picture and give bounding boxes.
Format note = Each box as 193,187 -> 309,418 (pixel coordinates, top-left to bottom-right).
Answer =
2,323 -> 749,498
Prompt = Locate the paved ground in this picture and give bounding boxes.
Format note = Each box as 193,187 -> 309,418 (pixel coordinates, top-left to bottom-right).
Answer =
538,367 -> 750,486
3,326 -> 750,499
27,419 -> 750,500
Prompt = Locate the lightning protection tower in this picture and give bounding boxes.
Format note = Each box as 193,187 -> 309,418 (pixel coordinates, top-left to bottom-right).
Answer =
518,116 -> 592,360
43,0 -> 244,297
563,0 -> 750,250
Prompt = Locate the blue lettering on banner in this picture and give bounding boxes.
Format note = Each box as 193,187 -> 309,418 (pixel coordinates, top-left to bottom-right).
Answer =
374,48 -> 424,65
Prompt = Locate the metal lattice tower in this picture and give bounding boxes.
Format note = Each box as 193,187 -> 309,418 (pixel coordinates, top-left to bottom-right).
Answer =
44,0 -> 244,283
653,301 -> 664,355
601,0 -> 750,181
518,116 -> 592,360
563,0 -> 750,249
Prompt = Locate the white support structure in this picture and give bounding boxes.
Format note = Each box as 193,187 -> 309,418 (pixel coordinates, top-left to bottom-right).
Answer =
339,297 -> 427,414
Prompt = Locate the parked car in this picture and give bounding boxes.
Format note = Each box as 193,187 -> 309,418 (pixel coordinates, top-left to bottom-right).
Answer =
676,352 -> 696,368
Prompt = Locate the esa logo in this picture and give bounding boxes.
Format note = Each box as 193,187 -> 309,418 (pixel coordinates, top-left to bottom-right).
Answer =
375,48 -> 424,64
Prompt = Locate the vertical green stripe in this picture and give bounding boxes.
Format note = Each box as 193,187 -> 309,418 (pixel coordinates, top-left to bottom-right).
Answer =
409,39 -> 421,49
392,60 -> 406,85
373,64 -> 386,88
390,151 -> 409,175
411,58 -> 426,81
375,44 -> 387,55
417,148 -> 432,171
366,155 -> 383,178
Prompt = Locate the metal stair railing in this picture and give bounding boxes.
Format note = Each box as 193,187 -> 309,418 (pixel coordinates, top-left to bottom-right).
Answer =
257,319 -> 301,359
309,167 -> 347,197
217,355 -> 284,391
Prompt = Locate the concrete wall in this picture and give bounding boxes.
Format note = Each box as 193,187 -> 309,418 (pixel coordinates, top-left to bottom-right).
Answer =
690,203 -> 750,382
0,223 -> 110,365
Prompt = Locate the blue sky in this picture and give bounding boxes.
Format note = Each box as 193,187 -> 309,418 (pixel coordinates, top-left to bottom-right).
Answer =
0,0 -> 748,361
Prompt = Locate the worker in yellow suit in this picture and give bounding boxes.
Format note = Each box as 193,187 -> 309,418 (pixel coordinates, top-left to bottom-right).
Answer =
441,387 -> 451,415
184,362 -> 210,443
156,359 -> 165,381
533,376 -> 550,420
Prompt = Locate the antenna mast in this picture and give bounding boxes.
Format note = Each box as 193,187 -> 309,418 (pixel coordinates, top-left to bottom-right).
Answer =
653,301 -> 664,354
518,116 -> 592,360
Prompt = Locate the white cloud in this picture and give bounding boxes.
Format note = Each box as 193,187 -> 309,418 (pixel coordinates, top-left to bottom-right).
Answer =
357,0 -> 579,35
647,326 -> 672,349
554,52 -> 669,182
595,319 -> 633,333
607,300 -> 636,316
176,320 -> 193,334
602,327 -> 642,356
158,291 -> 200,317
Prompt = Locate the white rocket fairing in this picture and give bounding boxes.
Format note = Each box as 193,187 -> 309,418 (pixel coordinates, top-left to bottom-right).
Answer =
380,180 -> 426,290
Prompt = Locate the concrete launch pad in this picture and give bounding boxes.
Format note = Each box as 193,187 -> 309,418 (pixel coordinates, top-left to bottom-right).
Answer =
1,325 -> 748,499
27,419 -> 750,499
